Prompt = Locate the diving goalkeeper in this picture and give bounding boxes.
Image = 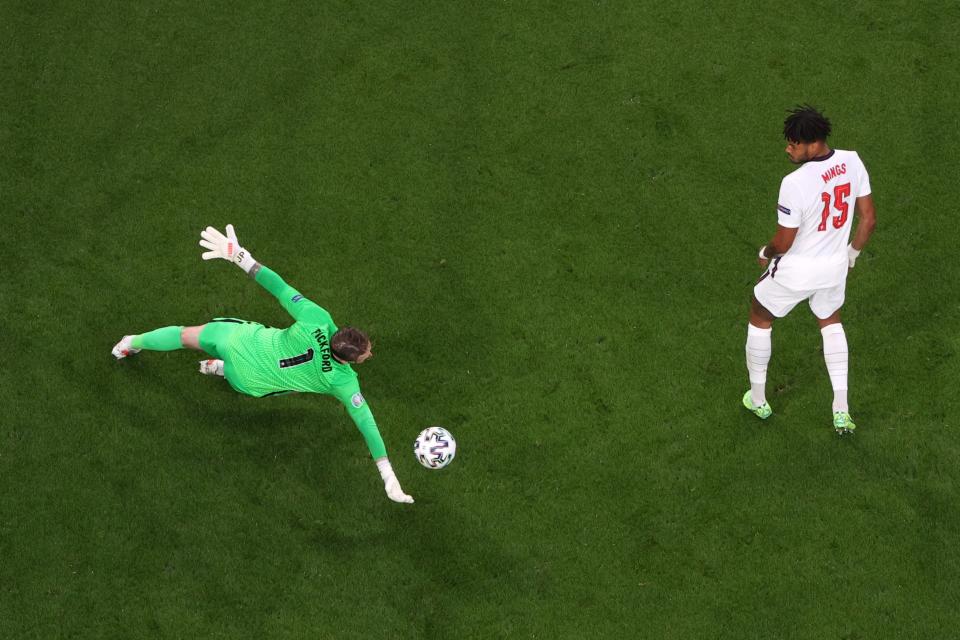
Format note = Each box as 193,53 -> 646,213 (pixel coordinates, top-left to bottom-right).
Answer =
111,225 -> 414,504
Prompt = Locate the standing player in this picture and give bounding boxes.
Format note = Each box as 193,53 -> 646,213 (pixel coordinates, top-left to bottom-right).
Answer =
111,225 -> 414,503
743,106 -> 877,434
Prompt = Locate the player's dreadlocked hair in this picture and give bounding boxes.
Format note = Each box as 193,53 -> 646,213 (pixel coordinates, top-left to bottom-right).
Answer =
783,105 -> 832,143
331,327 -> 371,363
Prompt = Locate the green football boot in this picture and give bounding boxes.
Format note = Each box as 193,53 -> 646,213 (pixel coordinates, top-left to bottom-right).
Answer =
833,411 -> 857,435
742,391 -> 773,420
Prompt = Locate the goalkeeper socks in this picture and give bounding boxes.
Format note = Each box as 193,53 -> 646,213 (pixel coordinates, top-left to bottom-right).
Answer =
821,323 -> 849,412
746,324 -> 772,407
131,326 -> 184,351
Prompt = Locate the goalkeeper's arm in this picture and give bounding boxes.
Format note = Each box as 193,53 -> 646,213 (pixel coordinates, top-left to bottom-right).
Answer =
199,224 -> 324,321
339,387 -> 414,504
250,263 -> 327,322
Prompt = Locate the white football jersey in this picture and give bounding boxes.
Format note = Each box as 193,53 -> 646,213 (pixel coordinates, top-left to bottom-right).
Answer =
771,149 -> 871,290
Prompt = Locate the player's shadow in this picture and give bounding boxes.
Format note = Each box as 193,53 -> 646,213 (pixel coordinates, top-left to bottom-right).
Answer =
100,352 -> 352,477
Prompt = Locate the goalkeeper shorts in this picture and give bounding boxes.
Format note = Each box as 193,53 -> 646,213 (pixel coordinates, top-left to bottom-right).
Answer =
198,318 -> 256,359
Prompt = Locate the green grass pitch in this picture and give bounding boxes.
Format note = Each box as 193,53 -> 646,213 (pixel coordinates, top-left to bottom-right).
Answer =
2,1 -> 959,638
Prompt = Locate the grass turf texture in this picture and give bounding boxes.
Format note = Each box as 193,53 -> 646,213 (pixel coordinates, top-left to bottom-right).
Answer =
2,1 -> 959,637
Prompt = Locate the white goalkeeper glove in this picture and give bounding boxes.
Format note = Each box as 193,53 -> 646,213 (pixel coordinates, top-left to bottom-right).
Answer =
199,224 -> 257,274
847,244 -> 861,269
376,458 -> 414,504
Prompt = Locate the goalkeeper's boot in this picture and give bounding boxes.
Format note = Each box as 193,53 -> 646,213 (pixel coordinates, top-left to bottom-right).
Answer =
742,391 -> 773,420
199,359 -> 225,377
111,335 -> 141,359
833,411 -> 857,435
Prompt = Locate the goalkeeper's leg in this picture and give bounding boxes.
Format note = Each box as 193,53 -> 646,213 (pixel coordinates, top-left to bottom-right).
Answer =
114,320 -> 247,384
112,325 -> 207,359
113,323 -> 235,388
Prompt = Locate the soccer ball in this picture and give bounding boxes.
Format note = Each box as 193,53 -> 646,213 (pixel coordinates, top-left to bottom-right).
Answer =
414,427 -> 457,469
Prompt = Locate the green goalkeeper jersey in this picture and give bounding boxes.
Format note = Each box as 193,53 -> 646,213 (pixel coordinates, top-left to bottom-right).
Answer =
214,266 -> 386,459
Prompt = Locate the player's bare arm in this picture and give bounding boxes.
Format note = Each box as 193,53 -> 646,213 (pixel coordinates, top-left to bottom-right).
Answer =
846,194 -> 876,269
851,194 -> 877,251
758,225 -> 799,266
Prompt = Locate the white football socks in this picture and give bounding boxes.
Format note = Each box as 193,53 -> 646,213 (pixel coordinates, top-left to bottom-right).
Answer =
746,324 -> 772,407
821,323 -> 849,412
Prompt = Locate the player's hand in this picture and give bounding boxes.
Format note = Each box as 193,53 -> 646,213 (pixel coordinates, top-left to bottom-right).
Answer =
199,224 -> 256,273
199,224 -> 241,261
757,245 -> 770,268
847,244 -> 861,269
384,476 -> 414,504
